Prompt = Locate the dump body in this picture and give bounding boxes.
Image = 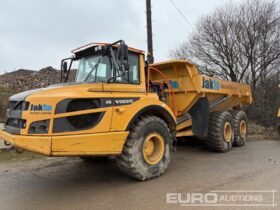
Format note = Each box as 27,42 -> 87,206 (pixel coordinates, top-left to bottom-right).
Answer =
149,60 -> 252,137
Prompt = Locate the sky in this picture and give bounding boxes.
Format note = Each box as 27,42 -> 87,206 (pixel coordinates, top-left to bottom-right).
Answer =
0,0 -> 233,74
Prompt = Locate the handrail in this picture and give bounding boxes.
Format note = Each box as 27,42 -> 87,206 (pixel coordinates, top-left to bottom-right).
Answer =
147,67 -> 178,116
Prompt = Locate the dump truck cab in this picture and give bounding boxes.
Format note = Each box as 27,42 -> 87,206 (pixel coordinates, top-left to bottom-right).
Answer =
1,41 -> 175,156
0,40 -> 252,181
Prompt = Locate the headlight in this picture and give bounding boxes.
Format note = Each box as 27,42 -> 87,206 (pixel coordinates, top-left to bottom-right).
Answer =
28,120 -> 50,134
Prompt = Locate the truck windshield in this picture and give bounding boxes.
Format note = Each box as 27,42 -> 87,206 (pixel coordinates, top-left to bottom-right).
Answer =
75,52 -> 140,84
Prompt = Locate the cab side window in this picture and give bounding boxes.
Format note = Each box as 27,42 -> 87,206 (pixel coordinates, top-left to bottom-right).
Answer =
118,52 -> 139,84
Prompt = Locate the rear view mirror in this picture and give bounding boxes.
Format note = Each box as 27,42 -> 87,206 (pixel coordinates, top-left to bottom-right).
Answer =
117,41 -> 129,73
117,41 -> 128,63
62,61 -> 68,73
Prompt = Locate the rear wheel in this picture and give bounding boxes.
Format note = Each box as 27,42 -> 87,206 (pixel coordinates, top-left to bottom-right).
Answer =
115,115 -> 172,181
231,110 -> 248,146
207,111 -> 234,152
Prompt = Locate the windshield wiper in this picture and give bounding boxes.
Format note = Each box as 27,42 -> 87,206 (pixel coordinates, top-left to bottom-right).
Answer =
84,58 -> 101,82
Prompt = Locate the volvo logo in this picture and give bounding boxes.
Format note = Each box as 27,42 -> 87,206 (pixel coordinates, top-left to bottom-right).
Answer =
114,99 -> 134,105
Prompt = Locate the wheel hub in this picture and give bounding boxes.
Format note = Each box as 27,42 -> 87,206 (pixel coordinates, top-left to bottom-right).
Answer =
223,122 -> 232,142
142,133 -> 165,165
240,120 -> 247,138
144,140 -> 155,156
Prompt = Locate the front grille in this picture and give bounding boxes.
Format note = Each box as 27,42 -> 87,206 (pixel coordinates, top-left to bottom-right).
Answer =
8,101 -> 17,109
5,100 -> 28,134
8,101 -> 30,110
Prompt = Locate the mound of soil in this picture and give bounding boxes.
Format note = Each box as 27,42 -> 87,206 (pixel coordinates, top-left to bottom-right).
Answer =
0,67 -> 76,91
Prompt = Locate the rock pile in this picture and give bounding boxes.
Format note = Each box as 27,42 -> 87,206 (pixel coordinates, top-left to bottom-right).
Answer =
0,67 -> 76,91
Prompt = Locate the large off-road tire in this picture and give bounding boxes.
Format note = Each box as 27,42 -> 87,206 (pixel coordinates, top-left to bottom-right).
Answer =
115,115 -> 172,181
231,110 -> 248,146
207,111 -> 234,152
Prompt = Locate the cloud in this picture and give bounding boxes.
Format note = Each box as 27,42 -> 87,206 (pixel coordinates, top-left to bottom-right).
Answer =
0,0 -> 226,74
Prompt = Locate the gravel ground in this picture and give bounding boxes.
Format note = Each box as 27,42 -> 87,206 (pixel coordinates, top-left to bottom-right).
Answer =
0,137 -> 279,210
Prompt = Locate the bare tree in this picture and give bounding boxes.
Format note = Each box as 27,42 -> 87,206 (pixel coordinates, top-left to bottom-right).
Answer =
238,0 -> 280,90
171,0 -> 280,91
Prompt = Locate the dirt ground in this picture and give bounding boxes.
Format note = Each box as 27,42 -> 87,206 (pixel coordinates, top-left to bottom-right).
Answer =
0,136 -> 279,210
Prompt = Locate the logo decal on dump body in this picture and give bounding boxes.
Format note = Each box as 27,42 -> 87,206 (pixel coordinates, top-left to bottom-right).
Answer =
169,80 -> 179,89
202,77 -> 221,90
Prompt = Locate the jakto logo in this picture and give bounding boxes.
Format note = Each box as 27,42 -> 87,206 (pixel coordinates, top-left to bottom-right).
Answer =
202,77 -> 221,90
169,80 -> 179,88
30,104 -> 52,111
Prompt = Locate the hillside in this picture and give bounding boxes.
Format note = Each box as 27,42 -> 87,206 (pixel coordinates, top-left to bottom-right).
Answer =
0,67 -> 76,91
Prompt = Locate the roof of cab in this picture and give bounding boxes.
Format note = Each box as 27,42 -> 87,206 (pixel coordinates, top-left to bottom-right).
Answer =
72,42 -> 145,54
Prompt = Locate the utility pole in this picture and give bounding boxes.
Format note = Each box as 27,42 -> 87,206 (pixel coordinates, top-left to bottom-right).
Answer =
146,0 -> 154,64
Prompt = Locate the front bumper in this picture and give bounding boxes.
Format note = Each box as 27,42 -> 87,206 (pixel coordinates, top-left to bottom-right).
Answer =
0,129 -> 128,156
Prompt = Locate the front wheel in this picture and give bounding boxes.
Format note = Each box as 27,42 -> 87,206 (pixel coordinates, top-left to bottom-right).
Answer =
115,115 -> 172,181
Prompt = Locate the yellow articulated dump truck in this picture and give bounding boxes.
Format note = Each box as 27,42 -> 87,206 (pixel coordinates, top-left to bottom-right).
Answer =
0,40 -> 252,180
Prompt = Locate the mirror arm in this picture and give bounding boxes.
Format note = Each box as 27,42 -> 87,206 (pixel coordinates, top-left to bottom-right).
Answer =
64,59 -> 73,83
109,46 -> 119,76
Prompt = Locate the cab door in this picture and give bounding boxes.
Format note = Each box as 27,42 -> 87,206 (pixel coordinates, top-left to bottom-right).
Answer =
103,52 -> 146,131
